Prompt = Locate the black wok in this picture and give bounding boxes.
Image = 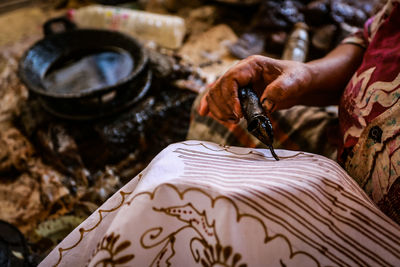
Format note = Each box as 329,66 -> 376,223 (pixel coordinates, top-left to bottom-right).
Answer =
18,17 -> 151,120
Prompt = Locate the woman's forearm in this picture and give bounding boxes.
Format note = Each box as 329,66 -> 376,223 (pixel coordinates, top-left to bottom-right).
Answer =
303,44 -> 365,105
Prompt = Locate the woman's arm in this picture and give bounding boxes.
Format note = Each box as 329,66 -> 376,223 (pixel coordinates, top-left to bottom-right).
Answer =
300,43 -> 365,106
199,43 -> 364,123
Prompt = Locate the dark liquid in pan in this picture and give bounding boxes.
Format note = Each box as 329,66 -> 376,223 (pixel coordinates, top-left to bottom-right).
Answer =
44,48 -> 134,94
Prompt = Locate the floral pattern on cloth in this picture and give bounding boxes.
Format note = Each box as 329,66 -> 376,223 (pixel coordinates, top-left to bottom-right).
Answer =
338,0 -> 400,223
39,141 -> 400,266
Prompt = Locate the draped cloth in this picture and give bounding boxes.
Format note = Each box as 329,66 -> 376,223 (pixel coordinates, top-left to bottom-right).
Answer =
40,141 -> 400,266
338,0 -> 400,223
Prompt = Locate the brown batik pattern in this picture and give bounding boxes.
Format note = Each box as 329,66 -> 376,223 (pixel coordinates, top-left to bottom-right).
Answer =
127,183 -> 319,266
41,141 -> 400,267
141,202 -> 248,267
87,232 -> 134,267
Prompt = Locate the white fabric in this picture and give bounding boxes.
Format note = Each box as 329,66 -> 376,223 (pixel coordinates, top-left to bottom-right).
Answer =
40,141 -> 400,267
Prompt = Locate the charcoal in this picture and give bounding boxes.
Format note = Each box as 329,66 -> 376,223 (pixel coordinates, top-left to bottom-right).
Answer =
252,2 -> 287,30
228,32 -> 266,59
147,49 -> 197,82
331,1 -> 367,27
280,0 -> 305,25
341,0 -> 384,16
297,0 -> 314,3
93,87 -> 196,167
253,1 -> 305,31
303,0 -> 332,26
228,0 -> 383,59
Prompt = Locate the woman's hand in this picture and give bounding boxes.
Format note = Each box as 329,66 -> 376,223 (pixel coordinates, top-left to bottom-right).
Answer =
198,55 -> 313,123
198,44 -> 364,124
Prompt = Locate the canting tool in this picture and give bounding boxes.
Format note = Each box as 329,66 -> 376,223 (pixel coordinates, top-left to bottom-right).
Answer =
238,86 -> 279,160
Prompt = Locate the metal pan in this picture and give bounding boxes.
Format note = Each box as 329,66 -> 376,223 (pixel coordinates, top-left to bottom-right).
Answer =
18,17 -> 151,120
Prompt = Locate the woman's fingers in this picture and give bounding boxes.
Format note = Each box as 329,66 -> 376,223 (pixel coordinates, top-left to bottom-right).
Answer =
219,76 -> 243,120
260,75 -> 290,112
198,55 -> 311,122
199,82 -> 240,122
201,65 -> 252,122
260,61 -> 312,112
207,87 -> 236,120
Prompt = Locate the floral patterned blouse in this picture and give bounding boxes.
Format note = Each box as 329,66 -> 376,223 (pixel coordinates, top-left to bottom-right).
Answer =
338,0 -> 400,223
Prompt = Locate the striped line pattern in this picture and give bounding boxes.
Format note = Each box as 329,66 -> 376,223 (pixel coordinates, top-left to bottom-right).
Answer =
40,141 -> 400,267
172,142 -> 400,266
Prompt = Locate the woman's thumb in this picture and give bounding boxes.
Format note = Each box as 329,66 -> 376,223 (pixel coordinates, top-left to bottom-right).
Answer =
260,76 -> 288,113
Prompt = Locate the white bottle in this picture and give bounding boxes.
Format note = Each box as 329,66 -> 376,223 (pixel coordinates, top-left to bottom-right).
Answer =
282,22 -> 309,62
68,5 -> 186,49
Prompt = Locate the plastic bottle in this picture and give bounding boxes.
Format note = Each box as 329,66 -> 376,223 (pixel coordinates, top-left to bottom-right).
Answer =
281,22 -> 309,62
68,5 -> 186,49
